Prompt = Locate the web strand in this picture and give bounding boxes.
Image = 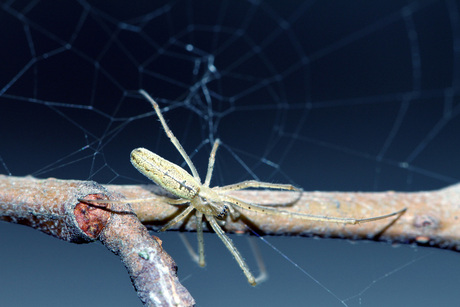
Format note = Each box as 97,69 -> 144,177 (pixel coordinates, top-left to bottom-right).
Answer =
1,1 -> 459,306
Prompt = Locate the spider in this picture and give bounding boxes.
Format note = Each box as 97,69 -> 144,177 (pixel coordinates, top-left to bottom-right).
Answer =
127,89 -> 406,286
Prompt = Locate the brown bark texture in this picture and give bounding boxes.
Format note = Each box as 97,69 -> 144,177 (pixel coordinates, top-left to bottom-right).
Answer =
0,175 -> 195,307
112,181 -> 460,251
1,175 -> 460,306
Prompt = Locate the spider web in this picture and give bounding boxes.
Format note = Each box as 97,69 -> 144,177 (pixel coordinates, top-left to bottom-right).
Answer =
1,0 -> 460,306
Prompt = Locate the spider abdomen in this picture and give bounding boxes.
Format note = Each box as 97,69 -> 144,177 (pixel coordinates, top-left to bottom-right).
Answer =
131,147 -> 200,199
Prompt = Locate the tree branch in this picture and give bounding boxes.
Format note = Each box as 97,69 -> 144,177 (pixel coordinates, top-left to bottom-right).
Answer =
110,181 -> 460,251
0,175 -> 195,307
2,175 -> 460,306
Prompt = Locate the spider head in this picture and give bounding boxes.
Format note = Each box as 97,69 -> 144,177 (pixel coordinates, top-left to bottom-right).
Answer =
216,205 -> 229,220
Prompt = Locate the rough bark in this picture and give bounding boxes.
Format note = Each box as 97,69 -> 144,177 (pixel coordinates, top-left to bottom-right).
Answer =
0,175 -> 195,307
2,174 -> 460,306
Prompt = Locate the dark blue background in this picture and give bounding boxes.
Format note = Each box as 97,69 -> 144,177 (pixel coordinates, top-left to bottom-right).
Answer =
1,1 -> 459,306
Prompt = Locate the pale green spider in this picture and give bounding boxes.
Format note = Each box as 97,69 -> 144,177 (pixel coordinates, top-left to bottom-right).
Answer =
128,89 -> 406,286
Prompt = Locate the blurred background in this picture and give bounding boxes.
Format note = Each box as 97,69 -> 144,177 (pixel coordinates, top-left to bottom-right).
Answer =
1,1 -> 459,306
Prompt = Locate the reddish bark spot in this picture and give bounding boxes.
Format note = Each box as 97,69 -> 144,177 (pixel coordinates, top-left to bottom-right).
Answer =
75,194 -> 111,239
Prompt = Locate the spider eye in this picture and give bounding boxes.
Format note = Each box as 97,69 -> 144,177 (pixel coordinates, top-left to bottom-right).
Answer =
216,205 -> 229,220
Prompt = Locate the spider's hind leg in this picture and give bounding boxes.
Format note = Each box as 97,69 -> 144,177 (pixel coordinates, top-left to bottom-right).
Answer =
207,214 -> 257,286
247,236 -> 268,284
177,210 -> 206,267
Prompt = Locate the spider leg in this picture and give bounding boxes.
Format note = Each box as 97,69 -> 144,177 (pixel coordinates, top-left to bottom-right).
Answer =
80,196 -> 192,206
222,195 -> 406,224
178,233 -> 200,264
177,210 -> 206,267
78,197 -> 158,204
139,89 -> 201,182
207,214 -> 256,286
159,205 -> 195,232
247,237 -> 268,284
195,211 -> 205,267
218,180 -> 303,207
166,198 -> 190,205
204,139 -> 220,187
218,180 -> 300,192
